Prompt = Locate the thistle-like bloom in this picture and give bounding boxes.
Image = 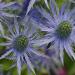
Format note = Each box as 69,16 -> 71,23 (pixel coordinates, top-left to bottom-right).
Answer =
0,16 -> 49,75
33,0 -> 75,63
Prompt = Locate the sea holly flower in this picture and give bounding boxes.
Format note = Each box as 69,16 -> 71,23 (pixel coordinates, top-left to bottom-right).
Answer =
32,0 -> 75,64
0,16 -> 49,75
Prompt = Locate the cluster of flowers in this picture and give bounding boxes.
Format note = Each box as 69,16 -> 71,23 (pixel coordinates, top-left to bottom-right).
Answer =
0,0 -> 75,75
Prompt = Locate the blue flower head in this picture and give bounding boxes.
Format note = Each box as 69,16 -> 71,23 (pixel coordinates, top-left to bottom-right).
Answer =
34,0 -> 75,64
0,16 -> 49,75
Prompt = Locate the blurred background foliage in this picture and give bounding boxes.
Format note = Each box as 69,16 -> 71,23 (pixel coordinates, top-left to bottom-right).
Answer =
0,0 -> 75,75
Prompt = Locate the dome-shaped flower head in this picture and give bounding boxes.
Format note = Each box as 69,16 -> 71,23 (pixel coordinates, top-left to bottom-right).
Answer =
33,0 -> 75,64
0,16 -> 49,75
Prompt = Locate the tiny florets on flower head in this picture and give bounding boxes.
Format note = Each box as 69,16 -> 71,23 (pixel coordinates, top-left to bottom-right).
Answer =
13,35 -> 29,53
56,21 -> 72,39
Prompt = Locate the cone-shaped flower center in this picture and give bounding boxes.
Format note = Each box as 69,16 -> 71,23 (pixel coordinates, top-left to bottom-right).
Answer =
13,35 -> 29,52
56,21 -> 72,39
